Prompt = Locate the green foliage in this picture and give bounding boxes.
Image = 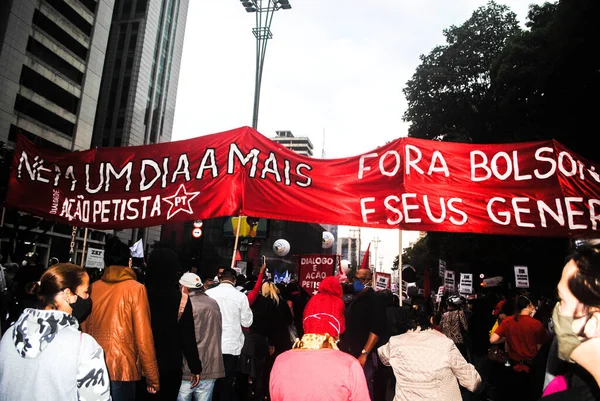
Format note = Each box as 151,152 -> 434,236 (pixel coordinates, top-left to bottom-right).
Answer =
491,0 -> 600,158
403,1 -> 520,143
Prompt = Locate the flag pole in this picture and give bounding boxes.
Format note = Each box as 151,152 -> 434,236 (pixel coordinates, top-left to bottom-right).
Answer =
80,227 -> 88,267
230,215 -> 243,269
398,229 -> 403,307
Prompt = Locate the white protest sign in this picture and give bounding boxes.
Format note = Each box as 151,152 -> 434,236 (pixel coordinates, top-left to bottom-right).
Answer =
439,259 -> 446,278
444,270 -> 455,293
459,273 -> 473,294
514,266 -> 530,288
375,272 -> 391,291
85,248 -> 104,269
236,261 -> 247,276
436,286 -> 445,303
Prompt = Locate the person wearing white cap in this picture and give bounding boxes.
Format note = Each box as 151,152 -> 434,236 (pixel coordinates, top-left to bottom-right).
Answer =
178,272 -> 225,401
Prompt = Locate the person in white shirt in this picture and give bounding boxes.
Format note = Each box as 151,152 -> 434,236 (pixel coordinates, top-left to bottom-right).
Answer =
206,268 -> 253,401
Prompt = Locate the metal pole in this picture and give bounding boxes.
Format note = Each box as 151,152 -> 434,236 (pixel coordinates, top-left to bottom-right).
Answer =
80,228 -> 88,268
230,216 -> 243,269
398,229 -> 403,306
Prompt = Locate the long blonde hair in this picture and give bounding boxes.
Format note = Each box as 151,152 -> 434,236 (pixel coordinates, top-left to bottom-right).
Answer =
261,281 -> 280,305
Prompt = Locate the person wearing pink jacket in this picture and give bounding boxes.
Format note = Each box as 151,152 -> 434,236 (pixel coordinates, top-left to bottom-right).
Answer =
269,277 -> 370,401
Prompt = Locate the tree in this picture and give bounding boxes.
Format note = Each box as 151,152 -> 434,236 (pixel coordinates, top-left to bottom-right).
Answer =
398,0 -> 596,292
403,1 -> 520,143
491,0 -> 600,159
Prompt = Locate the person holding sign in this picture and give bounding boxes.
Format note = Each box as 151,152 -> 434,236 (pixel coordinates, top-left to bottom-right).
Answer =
269,276 -> 369,401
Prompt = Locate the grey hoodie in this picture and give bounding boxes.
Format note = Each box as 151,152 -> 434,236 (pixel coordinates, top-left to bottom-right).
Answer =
0,308 -> 111,401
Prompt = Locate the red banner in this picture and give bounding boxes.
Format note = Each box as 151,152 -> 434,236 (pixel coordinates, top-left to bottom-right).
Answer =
6,126 -> 600,237
297,254 -> 336,295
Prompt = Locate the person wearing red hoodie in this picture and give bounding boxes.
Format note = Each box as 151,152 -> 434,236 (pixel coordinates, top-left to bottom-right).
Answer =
269,276 -> 370,401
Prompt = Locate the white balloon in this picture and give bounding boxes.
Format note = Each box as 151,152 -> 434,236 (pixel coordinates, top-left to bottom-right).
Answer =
273,239 -> 291,257
340,259 -> 351,274
322,231 -> 334,248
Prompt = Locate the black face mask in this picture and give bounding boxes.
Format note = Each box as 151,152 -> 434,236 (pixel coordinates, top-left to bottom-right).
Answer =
70,295 -> 92,323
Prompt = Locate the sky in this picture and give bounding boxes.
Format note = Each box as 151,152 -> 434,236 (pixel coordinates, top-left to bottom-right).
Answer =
172,0 -> 545,274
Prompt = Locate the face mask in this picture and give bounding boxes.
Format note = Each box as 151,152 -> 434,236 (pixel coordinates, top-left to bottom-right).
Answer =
353,280 -> 365,293
22,260 -> 28,267
552,302 -> 583,362
70,295 -> 93,323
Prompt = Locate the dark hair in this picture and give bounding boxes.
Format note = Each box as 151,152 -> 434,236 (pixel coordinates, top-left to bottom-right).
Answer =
146,248 -> 180,289
514,295 -> 532,321
104,236 -> 131,267
407,301 -> 434,331
27,263 -> 87,309
236,274 -> 247,285
568,241 -> 600,308
220,268 -> 237,282
377,289 -> 394,306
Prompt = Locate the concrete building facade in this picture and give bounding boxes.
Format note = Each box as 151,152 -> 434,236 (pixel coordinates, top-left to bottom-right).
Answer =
0,0 -> 114,150
271,130 -> 314,157
0,0 -> 115,266
92,0 -> 190,248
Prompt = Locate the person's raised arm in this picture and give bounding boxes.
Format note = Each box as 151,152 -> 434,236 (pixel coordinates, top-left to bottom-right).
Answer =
247,262 -> 267,306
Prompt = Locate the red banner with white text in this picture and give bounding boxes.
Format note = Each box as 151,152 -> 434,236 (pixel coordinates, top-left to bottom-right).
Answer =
6,126 -> 600,237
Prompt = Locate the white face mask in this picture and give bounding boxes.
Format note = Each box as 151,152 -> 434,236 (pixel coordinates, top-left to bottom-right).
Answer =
21,260 -> 28,267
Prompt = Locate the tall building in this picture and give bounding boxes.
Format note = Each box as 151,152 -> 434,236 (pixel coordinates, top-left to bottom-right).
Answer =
0,0 -> 115,265
0,0 -> 114,150
93,0 -> 190,248
92,0 -> 189,148
271,130 -> 314,157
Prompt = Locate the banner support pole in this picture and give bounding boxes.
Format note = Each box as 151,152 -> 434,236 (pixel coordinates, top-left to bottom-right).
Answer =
398,229 -> 403,307
0,207 -> 5,227
80,227 -> 88,268
230,215 -> 243,270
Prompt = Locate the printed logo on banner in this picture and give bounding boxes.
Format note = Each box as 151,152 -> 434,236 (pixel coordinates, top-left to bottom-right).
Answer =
514,266 -> 530,288
297,255 -> 335,295
162,184 -> 200,220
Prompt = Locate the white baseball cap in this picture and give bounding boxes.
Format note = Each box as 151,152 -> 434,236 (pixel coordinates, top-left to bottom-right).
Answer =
179,272 -> 202,289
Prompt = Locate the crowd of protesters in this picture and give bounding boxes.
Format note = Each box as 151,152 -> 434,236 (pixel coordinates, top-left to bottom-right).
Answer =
0,236 -> 600,401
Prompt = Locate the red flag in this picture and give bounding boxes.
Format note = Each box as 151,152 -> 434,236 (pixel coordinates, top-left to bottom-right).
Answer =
424,267 -> 431,299
360,243 -> 371,271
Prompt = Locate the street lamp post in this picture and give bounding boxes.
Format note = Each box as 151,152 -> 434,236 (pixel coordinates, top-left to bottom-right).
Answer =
238,0 -> 292,129
372,236 -> 380,272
